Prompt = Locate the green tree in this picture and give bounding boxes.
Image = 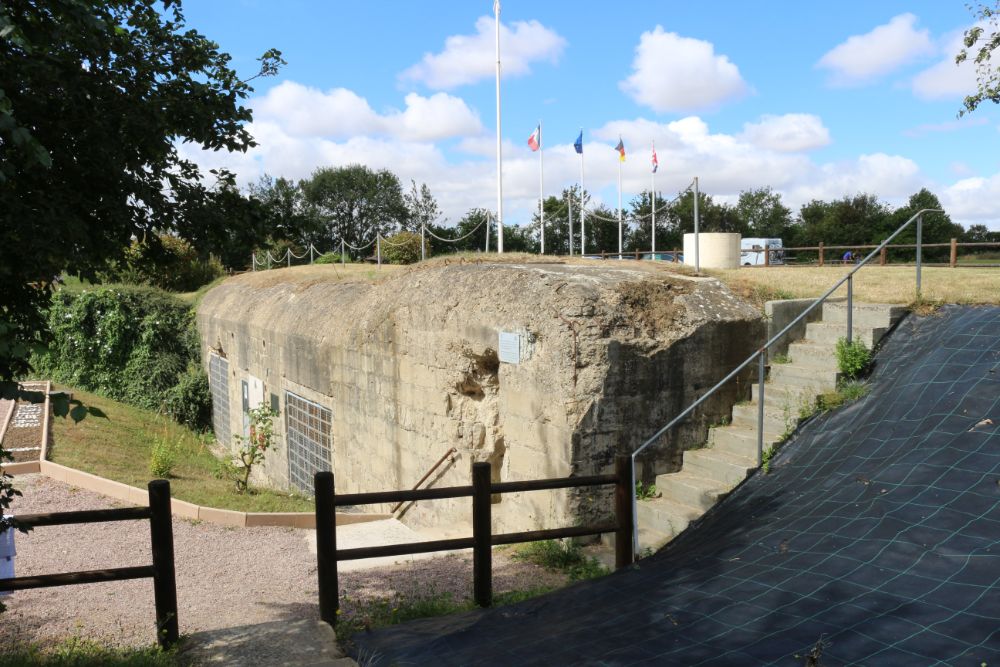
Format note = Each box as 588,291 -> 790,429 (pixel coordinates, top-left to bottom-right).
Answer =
627,190 -> 679,252
956,1 -> 1000,116
0,0 -> 282,380
300,165 -> 409,256
403,180 -> 442,233
794,194 -> 890,247
582,204 -> 622,255
426,207 -> 492,253
735,187 -> 793,238
883,189 -> 963,261
532,188 -> 587,255
249,174 -> 323,247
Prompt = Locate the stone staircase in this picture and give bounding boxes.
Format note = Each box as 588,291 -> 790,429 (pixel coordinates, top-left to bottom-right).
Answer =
635,300 -> 908,552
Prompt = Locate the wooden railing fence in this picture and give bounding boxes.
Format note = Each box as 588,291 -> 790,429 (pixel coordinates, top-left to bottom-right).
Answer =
314,456 -> 634,626
0,480 -> 178,648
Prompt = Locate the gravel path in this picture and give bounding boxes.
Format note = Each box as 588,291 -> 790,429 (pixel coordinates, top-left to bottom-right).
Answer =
0,474 -> 567,651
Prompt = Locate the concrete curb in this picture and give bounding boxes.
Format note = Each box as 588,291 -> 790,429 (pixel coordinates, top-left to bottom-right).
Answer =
1,459 -> 386,530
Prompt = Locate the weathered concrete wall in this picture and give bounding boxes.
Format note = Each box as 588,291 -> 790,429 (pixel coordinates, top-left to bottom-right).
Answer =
765,297 -> 828,358
197,261 -> 764,534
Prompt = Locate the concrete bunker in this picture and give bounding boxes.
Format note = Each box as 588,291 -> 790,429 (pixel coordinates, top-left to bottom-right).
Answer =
196,260 -> 765,534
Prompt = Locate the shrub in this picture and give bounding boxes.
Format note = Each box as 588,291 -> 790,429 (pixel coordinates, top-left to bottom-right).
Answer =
835,337 -> 871,379
163,364 -> 212,431
34,285 -> 203,428
149,434 -> 179,478
314,251 -> 349,265
230,406 -> 277,493
100,234 -> 224,292
512,539 -> 609,581
381,231 -> 429,264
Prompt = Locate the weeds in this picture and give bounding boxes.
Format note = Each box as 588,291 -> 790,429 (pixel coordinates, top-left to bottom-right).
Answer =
816,380 -> 870,412
635,480 -> 659,500
835,337 -> 871,379
771,352 -> 791,364
761,445 -> 777,474
0,637 -> 178,666
512,539 -> 610,581
148,433 -> 179,478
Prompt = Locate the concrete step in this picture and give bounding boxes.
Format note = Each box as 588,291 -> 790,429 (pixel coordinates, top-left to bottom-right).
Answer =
655,470 -> 729,512
785,341 -> 839,369
768,363 -> 839,390
751,382 -> 818,416
601,525 -> 675,555
708,424 -> 781,459
731,401 -> 794,434
636,497 -> 702,537
682,448 -> 756,486
804,321 -> 886,348
821,301 -> 908,330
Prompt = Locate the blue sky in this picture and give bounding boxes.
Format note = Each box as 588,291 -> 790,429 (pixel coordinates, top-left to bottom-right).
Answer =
182,1 -> 1000,229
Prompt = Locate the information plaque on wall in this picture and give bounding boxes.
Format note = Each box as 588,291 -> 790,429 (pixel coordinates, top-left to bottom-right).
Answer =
498,331 -> 520,365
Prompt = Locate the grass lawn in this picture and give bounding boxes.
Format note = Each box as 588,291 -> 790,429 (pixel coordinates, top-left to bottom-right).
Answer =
0,639 -> 178,667
48,386 -> 313,513
710,265 -> 1000,307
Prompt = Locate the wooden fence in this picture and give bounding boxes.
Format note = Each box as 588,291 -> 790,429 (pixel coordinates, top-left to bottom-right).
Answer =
314,456 -> 634,626
0,480 -> 178,648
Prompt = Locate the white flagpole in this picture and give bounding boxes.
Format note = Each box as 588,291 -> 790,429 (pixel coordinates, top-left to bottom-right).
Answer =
580,130 -> 585,256
539,120 -> 544,254
617,149 -> 623,258
494,0 -> 504,253
652,144 -> 656,254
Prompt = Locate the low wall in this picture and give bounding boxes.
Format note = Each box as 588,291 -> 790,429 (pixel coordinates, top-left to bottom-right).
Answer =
765,298 -> 833,357
0,460 -> 386,529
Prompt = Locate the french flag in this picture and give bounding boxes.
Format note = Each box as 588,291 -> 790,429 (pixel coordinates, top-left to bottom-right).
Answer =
528,125 -> 540,151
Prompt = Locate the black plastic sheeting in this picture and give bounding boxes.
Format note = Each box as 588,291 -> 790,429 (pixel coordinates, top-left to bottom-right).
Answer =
353,306 -> 1000,666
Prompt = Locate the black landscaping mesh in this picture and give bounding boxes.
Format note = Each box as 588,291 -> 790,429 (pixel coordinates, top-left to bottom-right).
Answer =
352,306 -> 1000,666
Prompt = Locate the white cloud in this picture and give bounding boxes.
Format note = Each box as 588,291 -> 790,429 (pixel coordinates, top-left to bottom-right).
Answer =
817,14 -> 933,85
902,116 -> 989,138
400,16 -> 566,89
941,174 -> 1000,226
253,81 -> 482,141
911,28 -> 981,100
740,114 -> 831,152
619,27 -> 749,112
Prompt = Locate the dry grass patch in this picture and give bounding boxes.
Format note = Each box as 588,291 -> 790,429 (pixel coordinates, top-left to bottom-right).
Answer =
709,266 -> 1000,306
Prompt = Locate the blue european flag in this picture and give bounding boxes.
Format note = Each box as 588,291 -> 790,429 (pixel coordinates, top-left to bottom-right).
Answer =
573,131 -> 583,154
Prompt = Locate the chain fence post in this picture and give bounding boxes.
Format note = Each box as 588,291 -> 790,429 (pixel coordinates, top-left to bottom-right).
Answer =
847,275 -> 853,344
377,234 -> 382,268
341,239 -> 345,266
916,214 -> 923,299
421,223 -> 426,262
309,245 -> 314,264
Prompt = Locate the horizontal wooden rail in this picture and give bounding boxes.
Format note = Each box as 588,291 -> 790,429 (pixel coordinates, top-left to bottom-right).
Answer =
491,474 -> 616,494
315,455 -> 635,627
14,506 -> 151,528
492,523 -> 618,547
0,565 -> 155,592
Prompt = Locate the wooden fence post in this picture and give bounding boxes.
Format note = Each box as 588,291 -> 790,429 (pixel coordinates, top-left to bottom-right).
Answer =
818,242 -> 824,267
880,246 -> 887,265
614,455 -> 634,568
950,238 -> 958,268
472,462 -> 493,608
148,480 -> 178,649
315,471 -> 339,626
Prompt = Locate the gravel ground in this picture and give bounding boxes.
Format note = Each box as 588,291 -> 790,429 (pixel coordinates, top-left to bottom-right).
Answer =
0,474 -> 568,651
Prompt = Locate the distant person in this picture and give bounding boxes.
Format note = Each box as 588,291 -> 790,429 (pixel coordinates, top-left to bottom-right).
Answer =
842,250 -> 853,263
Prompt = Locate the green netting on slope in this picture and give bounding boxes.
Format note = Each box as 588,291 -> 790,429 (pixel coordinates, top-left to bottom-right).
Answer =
354,306 -> 1000,666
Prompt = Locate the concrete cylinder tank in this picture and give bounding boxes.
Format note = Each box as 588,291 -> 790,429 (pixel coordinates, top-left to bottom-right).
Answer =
683,233 -> 740,270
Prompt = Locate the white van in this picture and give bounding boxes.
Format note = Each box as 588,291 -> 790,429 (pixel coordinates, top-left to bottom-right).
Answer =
741,237 -> 784,266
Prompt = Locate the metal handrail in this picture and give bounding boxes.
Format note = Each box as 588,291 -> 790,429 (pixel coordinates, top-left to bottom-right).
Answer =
628,208 -> 942,556
390,447 -> 458,513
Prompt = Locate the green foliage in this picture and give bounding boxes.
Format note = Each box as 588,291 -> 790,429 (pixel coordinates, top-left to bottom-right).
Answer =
314,252 -> 349,265
99,235 -> 224,292
635,480 -> 659,500
0,0 -> 281,380
0,637 -> 179,666
148,433 -> 180,478
816,380 -> 870,412
512,539 -> 610,581
762,444 -> 777,474
162,364 -> 212,431
382,231 -> 428,264
33,286 -> 201,424
771,352 -> 791,364
230,406 -> 277,493
835,337 -> 871,379
956,2 -> 1000,116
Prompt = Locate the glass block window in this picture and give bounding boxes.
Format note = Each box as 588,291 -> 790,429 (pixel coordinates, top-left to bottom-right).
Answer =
285,391 -> 333,494
208,353 -> 231,445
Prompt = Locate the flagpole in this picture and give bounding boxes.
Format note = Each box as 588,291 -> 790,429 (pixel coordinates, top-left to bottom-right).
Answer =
567,191 -> 573,256
494,0 -> 504,254
539,119 -> 544,255
580,129 -> 585,256
617,148 -> 623,259
652,143 -> 656,255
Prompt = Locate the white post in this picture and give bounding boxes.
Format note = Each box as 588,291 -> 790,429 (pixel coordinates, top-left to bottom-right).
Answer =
693,176 -> 700,274
309,244 -> 314,264
377,234 -> 382,268
580,136 -> 586,256
651,170 -> 657,255
485,214 -> 491,253
568,192 -> 573,256
341,239 -> 345,266
617,156 -> 623,258
421,223 -> 426,262
251,252 -> 256,271
539,119 -> 544,255
494,0 -> 504,253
